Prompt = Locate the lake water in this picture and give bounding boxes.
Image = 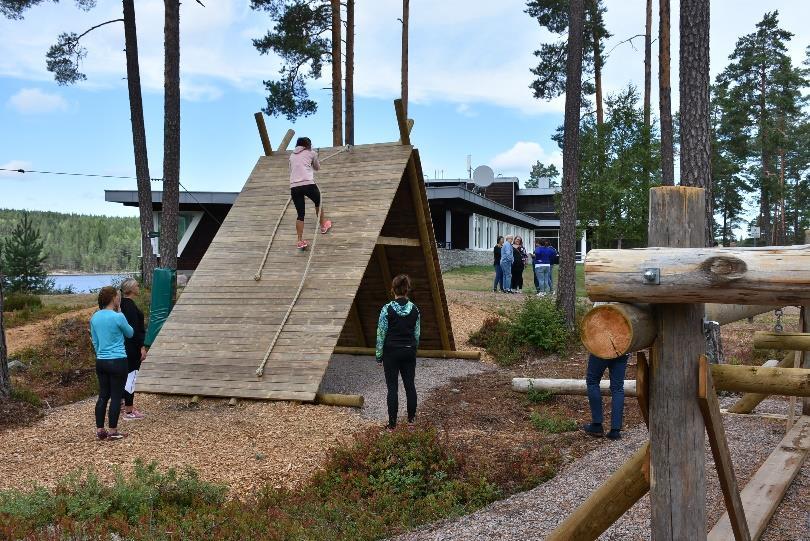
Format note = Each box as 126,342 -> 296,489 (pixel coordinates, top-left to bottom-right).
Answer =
49,274 -> 134,293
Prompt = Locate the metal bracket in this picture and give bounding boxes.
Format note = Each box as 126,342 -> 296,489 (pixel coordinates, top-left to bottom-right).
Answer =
642,268 -> 660,285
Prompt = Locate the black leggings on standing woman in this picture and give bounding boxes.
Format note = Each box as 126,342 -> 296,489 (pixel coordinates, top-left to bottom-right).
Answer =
382,347 -> 417,428
95,358 -> 128,429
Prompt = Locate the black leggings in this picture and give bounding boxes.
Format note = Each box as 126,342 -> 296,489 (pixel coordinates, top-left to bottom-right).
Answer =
382,347 -> 417,428
95,358 -> 128,429
290,184 -> 321,221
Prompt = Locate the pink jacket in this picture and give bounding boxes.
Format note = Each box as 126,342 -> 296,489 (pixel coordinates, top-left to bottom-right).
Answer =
289,146 -> 320,188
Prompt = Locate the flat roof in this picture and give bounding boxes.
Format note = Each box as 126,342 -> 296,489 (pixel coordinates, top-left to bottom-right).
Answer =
105,190 -> 239,206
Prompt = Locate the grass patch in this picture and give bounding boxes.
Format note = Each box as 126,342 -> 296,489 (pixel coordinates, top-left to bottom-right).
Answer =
525,386 -> 555,404
0,428 -> 501,540
4,304 -> 86,329
529,412 -> 577,434
9,386 -> 42,408
443,263 -> 585,296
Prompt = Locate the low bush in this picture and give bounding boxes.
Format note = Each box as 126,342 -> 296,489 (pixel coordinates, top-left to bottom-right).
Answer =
4,293 -> 42,312
529,412 -> 577,434
525,385 -> 555,404
10,386 -> 41,408
469,317 -> 527,367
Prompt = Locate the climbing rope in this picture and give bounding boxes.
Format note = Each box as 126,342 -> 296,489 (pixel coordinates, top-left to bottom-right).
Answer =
254,145 -> 350,378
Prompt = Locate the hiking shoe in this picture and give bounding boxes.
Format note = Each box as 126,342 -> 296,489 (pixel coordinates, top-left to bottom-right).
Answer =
96,429 -> 109,440
320,220 -> 333,234
582,423 -> 604,437
107,432 -> 128,440
606,429 -> 622,440
297,240 -> 309,250
123,411 -> 145,421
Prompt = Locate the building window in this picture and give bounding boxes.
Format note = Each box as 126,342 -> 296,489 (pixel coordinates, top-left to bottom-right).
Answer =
153,211 -> 203,257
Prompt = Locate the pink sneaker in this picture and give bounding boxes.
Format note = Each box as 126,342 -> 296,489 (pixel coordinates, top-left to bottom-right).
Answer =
320,220 -> 332,234
297,240 -> 309,250
123,410 -> 145,420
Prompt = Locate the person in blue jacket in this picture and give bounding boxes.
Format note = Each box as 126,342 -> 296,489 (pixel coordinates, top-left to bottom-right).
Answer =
376,274 -> 421,429
90,286 -> 134,440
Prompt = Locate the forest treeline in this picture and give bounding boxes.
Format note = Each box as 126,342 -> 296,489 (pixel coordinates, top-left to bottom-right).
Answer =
0,209 -> 139,273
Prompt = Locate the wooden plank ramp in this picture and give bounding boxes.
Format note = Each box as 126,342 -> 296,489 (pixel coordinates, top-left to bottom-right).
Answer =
708,415 -> 810,541
138,143 -> 417,401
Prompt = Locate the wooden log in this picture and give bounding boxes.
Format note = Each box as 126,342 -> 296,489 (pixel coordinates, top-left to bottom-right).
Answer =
580,302 -> 778,358
546,442 -> 650,541
752,331 -> 810,351
708,415 -> 810,541
314,393 -> 364,408
278,129 -> 295,151
394,99 -> 410,145
698,355 -> 751,541
376,236 -> 421,247
727,352 -> 795,414
333,346 -> 480,360
636,351 -> 650,427
254,112 -> 272,156
349,301 -> 366,347
585,243 -> 810,305
375,245 -> 394,300
511,377 -> 638,397
801,307 -> 809,415
711,365 -> 810,397
580,303 -> 656,359
647,185 -> 706,540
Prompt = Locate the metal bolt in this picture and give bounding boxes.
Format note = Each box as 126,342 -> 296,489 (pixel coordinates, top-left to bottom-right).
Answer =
642,268 -> 660,285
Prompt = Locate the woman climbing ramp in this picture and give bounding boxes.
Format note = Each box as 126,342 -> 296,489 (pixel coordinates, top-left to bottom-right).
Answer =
376,274 -> 421,430
290,136 -> 332,249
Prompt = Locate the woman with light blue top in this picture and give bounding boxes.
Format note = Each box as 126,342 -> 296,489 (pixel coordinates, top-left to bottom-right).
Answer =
90,286 -> 134,440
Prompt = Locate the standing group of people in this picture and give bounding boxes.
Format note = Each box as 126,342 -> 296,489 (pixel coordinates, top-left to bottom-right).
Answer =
493,236 -> 558,295
90,279 -> 146,440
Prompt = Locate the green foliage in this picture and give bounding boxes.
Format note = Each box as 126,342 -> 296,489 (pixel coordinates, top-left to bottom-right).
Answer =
0,209 -> 139,273
4,292 -> 42,311
525,384 -> 555,404
469,316 -> 527,367
251,0 -> 331,121
1,0 -> 94,20
525,161 -> 560,188
1,212 -> 53,293
10,385 -> 42,408
46,31 -> 89,85
529,412 -> 577,434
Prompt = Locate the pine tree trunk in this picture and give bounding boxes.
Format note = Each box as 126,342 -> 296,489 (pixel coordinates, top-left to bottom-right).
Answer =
401,0 -> 409,118
0,276 -> 9,399
123,0 -> 155,287
659,0 -> 675,186
679,0 -> 712,246
759,65 -> 770,246
160,0 -> 180,270
344,0 -> 354,146
331,0 -> 343,147
592,15 -> 603,128
556,0 -> 585,329
643,0 -> 652,129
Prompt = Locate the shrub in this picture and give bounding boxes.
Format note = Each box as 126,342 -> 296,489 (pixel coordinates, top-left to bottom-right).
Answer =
10,386 -> 42,408
525,384 -> 555,404
529,412 -> 577,434
4,293 -> 43,312
511,297 -> 570,354
469,317 -> 527,367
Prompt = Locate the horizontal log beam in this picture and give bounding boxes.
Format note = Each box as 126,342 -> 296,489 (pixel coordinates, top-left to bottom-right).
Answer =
753,332 -> 810,351
581,303 -> 782,358
376,236 -> 421,247
712,365 -> 810,397
333,346 -> 481,360
585,244 -> 810,305
512,378 -> 638,397
727,353 -> 795,414
314,393 -> 364,408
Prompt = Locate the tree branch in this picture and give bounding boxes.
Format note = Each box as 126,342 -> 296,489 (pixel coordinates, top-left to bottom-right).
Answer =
76,18 -> 124,41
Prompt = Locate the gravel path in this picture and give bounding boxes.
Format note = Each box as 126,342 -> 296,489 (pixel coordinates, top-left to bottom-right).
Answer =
391,397 -> 809,541
320,354 -> 493,423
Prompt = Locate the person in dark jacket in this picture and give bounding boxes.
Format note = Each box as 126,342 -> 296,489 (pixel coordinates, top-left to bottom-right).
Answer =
512,236 -> 527,293
119,278 -> 147,420
376,274 -> 421,430
492,236 -> 504,292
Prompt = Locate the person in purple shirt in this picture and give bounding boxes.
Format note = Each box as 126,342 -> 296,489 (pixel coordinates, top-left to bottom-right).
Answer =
534,239 -> 557,295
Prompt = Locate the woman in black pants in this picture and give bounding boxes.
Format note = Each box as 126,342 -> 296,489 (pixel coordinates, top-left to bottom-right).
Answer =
120,278 -> 146,420
512,236 -> 526,292
375,274 -> 421,430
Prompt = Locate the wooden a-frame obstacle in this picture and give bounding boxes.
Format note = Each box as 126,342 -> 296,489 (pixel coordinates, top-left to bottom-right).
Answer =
542,186 -> 810,541
137,100 -> 473,402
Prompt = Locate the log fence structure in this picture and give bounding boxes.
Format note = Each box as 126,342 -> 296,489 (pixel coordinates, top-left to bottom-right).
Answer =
539,186 -> 810,540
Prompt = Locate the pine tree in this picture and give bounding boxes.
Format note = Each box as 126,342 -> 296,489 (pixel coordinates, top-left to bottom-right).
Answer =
1,212 -> 52,293
525,161 -> 560,188
160,0 -> 181,270
658,0 -> 675,186
0,267 -> 8,399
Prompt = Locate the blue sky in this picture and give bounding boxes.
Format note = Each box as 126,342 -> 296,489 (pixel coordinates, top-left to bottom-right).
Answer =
1,0 -> 808,219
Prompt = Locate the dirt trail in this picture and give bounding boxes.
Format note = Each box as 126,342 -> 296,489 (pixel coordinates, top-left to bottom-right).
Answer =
6,307 -> 96,356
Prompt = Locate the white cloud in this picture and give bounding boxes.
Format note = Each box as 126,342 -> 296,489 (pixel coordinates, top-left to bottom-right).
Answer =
0,160 -> 33,178
7,88 -> 68,114
455,103 -> 478,117
489,141 -> 562,179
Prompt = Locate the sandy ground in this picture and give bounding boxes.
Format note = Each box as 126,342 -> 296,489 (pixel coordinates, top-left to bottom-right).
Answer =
7,306 -> 95,356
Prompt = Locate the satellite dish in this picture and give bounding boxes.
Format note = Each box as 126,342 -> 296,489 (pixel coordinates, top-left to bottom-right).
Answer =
472,165 -> 495,187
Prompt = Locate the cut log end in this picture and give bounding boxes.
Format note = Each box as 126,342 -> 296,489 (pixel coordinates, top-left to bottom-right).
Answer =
581,305 -> 633,358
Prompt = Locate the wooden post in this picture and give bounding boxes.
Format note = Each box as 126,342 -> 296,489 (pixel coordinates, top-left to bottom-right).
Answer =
394,99 -> 411,145
314,393 -> 364,408
349,301 -> 366,348
546,442 -> 650,541
375,245 -> 394,300
636,351 -> 650,427
802,307 -> 809,415
278,129 -> 295,151
710,365 -> 810,396
254,112 -> 272,156
698,355 -> 751,541
648,186 -> 706,540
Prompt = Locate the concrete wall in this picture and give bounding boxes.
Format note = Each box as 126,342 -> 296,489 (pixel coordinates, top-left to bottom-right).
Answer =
438,248 -> 492,272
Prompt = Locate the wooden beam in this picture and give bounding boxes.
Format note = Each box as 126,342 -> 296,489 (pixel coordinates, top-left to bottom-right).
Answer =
375,245 -> 394,300
394,98 -> 411,145
801,307 -> 809,415
406,118 -> 414,134
314,393 -> 364,408
546,442 -> 650,541
512,377 -> 638,397
636,351 -> 650,427
585,243 -> 810,305
254,112 -> 273,156
405,156 -> 451,351
349,301 -> 366,347
753,331 -> 810,351
278,129 -> 295,151
376,236 -> 421,247
727,352 -> 796,413
705,304 -> 779,326
698,355 -> 751,541
647,185 -> 706,540
711,365 -> 810,396
334,346 -> 480,360
708,416 -> 810,541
